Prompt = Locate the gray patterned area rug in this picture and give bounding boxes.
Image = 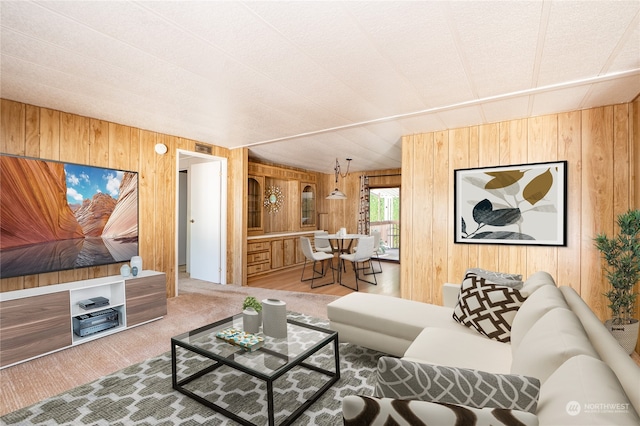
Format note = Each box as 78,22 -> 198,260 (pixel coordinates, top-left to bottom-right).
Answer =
1,313 -> 384,426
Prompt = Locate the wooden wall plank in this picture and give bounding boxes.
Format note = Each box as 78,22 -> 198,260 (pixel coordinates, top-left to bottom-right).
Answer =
25,105 -> 40,158
138,130 -> 157,285
416,133 -> 434,303
108,123 -> 132,171
582,106 -> 614,320
0,100 -> 25,155
432,131 -> 449,304
39,108 -> 60,161
448,127 -> 470,286
401,135 -> 415,299
557,111 -> 582,291
613,104 -> 630,214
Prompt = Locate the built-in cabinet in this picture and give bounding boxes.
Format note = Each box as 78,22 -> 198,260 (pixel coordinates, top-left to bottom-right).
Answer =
246,161 -> 321,279
0,271 -> 167,368
247,232 -> 315,277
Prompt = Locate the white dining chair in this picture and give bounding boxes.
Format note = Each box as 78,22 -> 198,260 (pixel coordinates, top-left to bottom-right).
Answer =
339,235 -> 377,291
313,231 -> 335,254
300,236 -> 335,288
368,230 -> 383,274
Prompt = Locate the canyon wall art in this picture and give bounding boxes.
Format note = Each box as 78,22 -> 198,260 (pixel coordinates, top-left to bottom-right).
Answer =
0,155 -> 138,278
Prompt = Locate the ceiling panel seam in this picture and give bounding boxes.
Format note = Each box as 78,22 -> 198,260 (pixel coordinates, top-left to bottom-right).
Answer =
599,9 -> 640,75
527,0 -> 552,116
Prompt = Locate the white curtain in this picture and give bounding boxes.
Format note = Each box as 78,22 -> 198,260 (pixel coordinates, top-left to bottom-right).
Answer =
357,175 -> 370,235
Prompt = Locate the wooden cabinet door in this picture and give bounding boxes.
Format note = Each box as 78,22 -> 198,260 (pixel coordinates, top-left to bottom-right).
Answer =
271,240 -> 284,269
0,292 -> 71,367
125,274 -> 167,327
283,238 -> 296,266
295,238 -> 306,264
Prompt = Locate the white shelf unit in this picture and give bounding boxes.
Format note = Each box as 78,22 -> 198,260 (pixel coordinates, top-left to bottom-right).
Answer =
69,280 -> 127,344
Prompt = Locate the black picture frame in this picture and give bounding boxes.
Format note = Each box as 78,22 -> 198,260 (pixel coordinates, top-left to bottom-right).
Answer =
454,161 -> 567,246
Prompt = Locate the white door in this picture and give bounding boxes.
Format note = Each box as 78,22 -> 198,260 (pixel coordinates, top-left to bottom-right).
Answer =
188,161 -> 222,283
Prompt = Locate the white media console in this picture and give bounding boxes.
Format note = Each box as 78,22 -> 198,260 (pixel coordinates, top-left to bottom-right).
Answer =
0,271 -> 167,369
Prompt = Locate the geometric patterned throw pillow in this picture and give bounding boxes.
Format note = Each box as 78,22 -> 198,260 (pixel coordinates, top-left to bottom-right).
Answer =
343,395 -> 540,426
375,357 -> 541,413
453,272 -> 527,342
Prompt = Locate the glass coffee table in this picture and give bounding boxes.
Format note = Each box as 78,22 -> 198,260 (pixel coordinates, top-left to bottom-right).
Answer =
171,313 -> 340,426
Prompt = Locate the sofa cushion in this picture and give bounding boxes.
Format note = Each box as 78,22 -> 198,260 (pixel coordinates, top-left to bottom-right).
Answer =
510,284 -> 569,351
520,271 -> 556,296
510,308 -> 599,383
375,357 -> 540,414
328,292 -> 477,344
403,327 -> 512,374
466,267 -> 523,288
343,395 -> 539,426
453,272 -> 527,342
537,355 -> 640,425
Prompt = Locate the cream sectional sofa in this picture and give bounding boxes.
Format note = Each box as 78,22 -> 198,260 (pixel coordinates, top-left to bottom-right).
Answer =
328,271 -> 640,425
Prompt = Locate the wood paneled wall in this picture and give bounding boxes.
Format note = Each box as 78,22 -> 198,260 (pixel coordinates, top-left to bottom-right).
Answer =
316,168 -> 401,234
0,99 -> 242,297
401,102 -> 639,333
247,161 -> 321,235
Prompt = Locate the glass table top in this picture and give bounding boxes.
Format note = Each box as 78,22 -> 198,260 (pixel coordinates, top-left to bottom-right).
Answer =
172,313 -> 336,377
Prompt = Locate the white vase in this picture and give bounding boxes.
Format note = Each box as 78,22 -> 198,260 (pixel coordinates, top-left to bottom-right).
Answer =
243,308 -> 261,334
130,256 -> 143,273
605,319 -> 639,354
262,299 -> 287,338
120,264 -> 131,277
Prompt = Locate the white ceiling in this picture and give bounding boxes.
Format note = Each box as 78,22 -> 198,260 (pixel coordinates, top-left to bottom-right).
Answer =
1,1 -> 639,174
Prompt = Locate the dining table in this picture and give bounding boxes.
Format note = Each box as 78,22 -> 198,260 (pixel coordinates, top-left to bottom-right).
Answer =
314,233 -> 366,284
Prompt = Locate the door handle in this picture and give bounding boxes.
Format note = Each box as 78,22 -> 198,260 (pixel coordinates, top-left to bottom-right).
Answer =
190,219 -> 195,223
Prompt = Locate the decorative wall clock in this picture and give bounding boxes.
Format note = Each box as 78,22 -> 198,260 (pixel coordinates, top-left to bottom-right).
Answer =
264,186 -> 284,214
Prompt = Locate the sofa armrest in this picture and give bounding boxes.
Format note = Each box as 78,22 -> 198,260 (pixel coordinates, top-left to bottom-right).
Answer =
343,395 -> 539,426
375,357 -> 540,413
442,282 -> 460,308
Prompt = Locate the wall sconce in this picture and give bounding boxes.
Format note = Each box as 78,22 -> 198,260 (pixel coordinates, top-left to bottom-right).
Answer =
154,143 -> 168,155
326,158 -> 352,200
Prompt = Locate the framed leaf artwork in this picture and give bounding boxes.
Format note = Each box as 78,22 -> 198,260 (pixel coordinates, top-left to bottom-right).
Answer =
454,161 -> 567,246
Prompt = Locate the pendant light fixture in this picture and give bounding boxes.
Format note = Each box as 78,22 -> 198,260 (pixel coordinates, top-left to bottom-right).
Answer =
326,158 -> 352,200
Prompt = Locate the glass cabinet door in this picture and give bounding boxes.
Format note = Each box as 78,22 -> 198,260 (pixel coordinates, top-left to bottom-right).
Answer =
248,176 -> 264,231
301,183 -> 316,227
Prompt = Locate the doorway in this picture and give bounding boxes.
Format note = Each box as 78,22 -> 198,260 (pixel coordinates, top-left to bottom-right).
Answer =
176,150 -> 227,293
369,187 -> 400,262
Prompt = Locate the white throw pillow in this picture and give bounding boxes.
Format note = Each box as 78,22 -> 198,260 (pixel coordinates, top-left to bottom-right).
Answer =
510,285 -> 569,351
511,309 -> 599,383
520,271 -> 556,296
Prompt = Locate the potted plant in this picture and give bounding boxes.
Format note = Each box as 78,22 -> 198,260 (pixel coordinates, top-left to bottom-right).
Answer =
594,209 -> 640,354
242,296 -> 263,334
243,296 -> 263,314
